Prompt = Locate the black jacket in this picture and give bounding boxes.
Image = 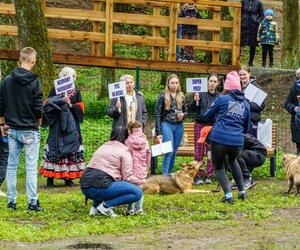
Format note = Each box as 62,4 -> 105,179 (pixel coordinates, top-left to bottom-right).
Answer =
0,67 -> 43,130
243,133 -> 267,156
240,0 -> 264,46
284,79 -> 300,143
155,93 -> 187,136
43,96 -> 79,157
189,91 -> 219,124
242,78 -> 265,124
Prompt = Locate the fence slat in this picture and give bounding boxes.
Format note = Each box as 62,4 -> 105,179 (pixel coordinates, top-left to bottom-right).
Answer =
152,6 -> 161,60
168,2 -> 179,61
105,0 -> 113,57
232,7 -> 241,66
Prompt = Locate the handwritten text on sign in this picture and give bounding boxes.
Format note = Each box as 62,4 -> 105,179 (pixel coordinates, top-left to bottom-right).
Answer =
108,81 -> 126,99
54,75 -> 75,95
186,78 -> 208,93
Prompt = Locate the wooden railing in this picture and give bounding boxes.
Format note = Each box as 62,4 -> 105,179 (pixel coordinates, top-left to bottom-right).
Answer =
0,0 -> 241,73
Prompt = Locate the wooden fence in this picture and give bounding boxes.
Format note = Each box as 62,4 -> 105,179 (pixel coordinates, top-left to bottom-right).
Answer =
0,0 -> 241,73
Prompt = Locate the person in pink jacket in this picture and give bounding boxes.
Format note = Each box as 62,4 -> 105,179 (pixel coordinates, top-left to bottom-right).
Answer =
125,121 -> 151,215
80,126 -> 143,217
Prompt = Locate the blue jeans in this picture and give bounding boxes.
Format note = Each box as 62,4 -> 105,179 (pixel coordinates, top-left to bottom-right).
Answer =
81,181 -> 143,208
128,195 -> 144,210
6,129 -> 40,204
161,122 -> 184,175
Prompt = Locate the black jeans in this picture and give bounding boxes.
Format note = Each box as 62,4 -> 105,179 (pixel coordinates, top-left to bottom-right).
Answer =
262,44 -> 274,67
211,141 -> 243,193
237,150 -> 266,180
249,45 -> 256,66
0,139 -> 9,186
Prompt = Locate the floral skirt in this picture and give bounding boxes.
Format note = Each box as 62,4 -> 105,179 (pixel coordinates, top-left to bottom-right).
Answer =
39,144 -> 85,180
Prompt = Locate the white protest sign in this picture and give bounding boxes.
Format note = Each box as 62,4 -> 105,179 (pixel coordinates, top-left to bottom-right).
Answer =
257,119 -> 273,148
244,83 -> 267,106
151,141 -> 173,157
108,81 -> 126,99
54,75 -> 75,95
186,78 -> 208,93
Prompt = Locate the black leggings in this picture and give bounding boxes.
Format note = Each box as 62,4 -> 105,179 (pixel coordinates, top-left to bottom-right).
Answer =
211,141 -> 244,193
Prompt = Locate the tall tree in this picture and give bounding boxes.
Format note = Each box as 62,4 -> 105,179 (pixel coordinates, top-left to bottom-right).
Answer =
14,0 -> 56,96
281,0 -> 299,68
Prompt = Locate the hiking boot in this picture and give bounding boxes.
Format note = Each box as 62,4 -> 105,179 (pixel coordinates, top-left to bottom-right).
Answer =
0,189 -> 6,197
204,177 -> 212,184
89,205 -> 99,216
244,178 -> 256,190
220,196 -> 234,204
47,177 -> 54,187
65,179 -> 75,187
28,200 -> 43,212
97,202 -> 117,218
194,176 -> 204,185
124,208 -> 135,216
8,201 -> 16,210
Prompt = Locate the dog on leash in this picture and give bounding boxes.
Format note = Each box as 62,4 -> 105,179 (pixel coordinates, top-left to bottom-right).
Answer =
282,154 -> 300,196
142,161 -> 209,194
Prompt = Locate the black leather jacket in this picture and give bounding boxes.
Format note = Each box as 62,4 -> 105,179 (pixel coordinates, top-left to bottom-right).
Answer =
154,93 -> 187,136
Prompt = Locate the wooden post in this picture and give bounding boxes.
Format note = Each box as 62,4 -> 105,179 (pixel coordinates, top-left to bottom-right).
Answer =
92,0 -> 102,56
212,9 -> 221,64
168,2 -> 179,61
232,7 -> 241,66
105,0 -> 113,57
152,6 -> 161,60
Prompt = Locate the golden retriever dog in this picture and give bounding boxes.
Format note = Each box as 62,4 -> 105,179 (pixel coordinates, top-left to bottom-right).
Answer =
142,161 -> 209,194
282,154 -> 300,196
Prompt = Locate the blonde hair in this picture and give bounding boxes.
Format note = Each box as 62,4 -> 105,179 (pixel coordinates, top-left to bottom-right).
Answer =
239,65 -> 251,74
127,121 -> 142,131
120,74 -> 134,82
59,66 -> 77,81
20,47 -> 36,63
164,74 -> 183,111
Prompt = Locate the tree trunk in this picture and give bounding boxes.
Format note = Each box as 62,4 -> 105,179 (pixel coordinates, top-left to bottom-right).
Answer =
14,0 -> 56,97
98,68 -> 116,98
281,0 -> 299,68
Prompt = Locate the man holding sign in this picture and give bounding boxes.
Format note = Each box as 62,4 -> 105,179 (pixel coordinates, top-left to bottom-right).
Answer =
107,74 -> 147,131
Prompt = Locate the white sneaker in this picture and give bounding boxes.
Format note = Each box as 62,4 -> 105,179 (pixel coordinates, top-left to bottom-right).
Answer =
0,189 -> 6,197
89,205 -> 99,216
97,202 -> 117,218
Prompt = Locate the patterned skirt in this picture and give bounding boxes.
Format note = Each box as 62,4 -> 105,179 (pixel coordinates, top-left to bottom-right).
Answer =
39,144 -> 85,179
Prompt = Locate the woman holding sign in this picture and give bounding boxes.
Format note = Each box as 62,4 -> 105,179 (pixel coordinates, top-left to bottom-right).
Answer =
154,74 -> 187,175
107,74 -> 147,131
40,66 -> 85,187
239,66 -> 265,138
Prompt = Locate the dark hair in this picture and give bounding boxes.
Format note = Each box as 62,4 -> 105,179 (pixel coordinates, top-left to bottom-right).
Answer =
208,73 -> 219,81
110,126 -> 128,143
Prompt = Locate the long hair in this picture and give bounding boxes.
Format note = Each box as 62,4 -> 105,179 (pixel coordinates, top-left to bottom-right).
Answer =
164,74 -> 183,111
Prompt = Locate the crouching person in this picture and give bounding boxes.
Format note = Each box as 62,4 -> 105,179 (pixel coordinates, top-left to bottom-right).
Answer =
80,126 -> 143,217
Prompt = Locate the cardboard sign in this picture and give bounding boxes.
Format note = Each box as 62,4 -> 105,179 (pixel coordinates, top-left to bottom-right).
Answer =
54,75 -> 75,95
186,78 -> 208,93
258,118 -> 272,148
108,81 -> 126,99
244,83 -> 267,106
151,141 -> 173,157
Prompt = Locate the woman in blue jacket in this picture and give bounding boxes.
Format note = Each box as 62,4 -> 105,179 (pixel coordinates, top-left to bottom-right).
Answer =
204,71 -> 251,204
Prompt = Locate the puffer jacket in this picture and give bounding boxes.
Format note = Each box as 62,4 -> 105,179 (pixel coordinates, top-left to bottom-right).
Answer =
154,92 -> 188,136
43,96 -> 79,157
257,19 -> 279,45
125,127 -> 151,182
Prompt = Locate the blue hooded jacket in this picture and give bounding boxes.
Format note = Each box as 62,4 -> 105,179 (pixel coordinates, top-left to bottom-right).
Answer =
204,90 -> 251,147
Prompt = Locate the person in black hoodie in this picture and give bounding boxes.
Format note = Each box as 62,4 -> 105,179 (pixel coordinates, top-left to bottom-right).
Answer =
284,68 -> 300,155
190,74 -> 219,185
239,66 -> 265,138
0,47 -> 43,211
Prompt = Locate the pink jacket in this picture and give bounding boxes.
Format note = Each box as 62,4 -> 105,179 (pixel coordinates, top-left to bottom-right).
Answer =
87,140 -> 142,185
125,128 -> 151,182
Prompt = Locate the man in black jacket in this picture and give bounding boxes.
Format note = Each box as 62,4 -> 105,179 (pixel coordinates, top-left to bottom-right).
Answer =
0,47 -> 43,211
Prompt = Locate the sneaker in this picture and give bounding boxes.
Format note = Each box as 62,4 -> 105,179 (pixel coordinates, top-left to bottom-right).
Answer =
135,208 -> 144,215
238,192 -> 246,201
124,209 -> 135,216
204,177 -> 212,184
89,205 -> 99,216
244,178 -> 256,190
0,189 -> 6,197
194,176 -> 204,185
8,201 -> 16,210
189,59 -> 195,63
220,196 -> 234,204
182,59 -> 188,63
28,200 -> 44,212
97,202 -> 117,218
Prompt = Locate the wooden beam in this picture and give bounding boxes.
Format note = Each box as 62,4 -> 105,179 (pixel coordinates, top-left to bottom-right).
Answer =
232,7 -> 241,66
212,10 -> 221,64
152,6 -> 161,60
0,49 -> 237,74
92,0 -> 102,56
168,2 -> 179,61
105,0 -> 113,57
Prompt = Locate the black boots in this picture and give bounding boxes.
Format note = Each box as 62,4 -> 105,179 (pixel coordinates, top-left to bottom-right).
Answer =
28,200 -> 43,212
47,177 -> 54,187
64,179 -> 75,186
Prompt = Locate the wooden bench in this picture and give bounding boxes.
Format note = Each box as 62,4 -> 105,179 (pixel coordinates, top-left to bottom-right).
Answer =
151,122 -> 277,176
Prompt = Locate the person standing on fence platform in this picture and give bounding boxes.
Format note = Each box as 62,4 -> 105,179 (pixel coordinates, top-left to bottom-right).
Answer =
240,0 -> 264,67
239,66 -> 265,138
179,3 -> 202,63
284,68 -> 300,155
189,74 -> 219,185
155,74 -> 187,175
204,71 -> 251,204
40,66 -> 85,187
107,74 -> 147,131
0,47 -> 43,211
